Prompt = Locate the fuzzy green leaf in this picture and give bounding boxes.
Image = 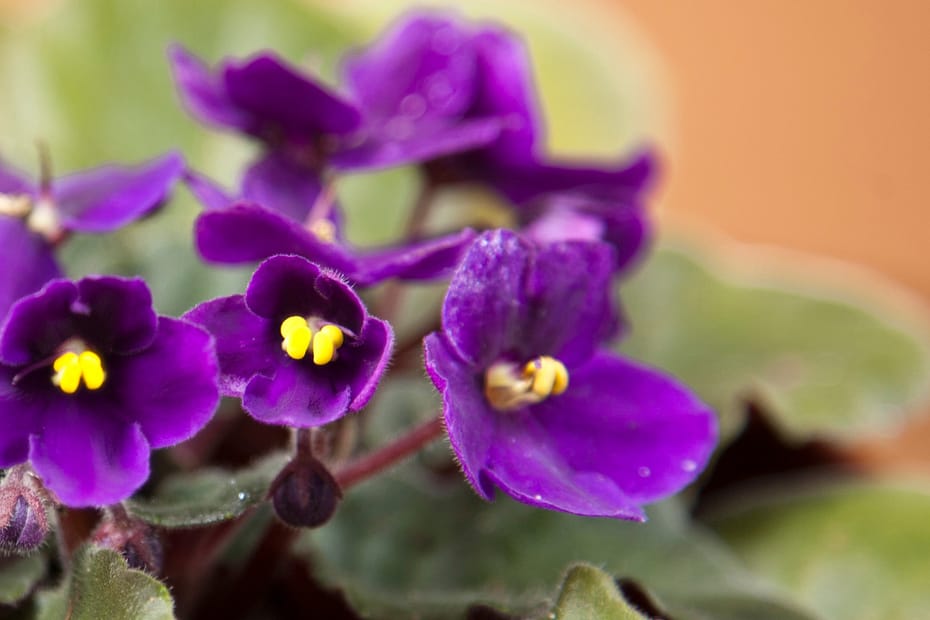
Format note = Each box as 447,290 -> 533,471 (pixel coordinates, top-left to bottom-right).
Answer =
548,564 -> 649,620
0,553 -> 45,605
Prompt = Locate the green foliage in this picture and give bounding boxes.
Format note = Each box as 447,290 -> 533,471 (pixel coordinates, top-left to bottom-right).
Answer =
547,564 -> 649,620
0,553 -> 45,605
619,247 -> 930,441
34,545 -> 174,620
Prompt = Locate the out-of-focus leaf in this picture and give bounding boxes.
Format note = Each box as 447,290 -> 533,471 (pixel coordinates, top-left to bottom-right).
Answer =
299,475 -> 816,620
0,553 -> 45,605
126,452 -> 288,528
710,482 -> 930,620
547,564 -> 649,620
35,545 -> 174,620
618,247 -> 930,441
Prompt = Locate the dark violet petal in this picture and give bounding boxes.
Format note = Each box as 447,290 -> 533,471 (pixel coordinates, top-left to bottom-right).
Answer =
0,159 -> 35,195
53,152 -> 184,232
351,228 -> 477,285
194,203 -> 357,274
111,317 -> 219,449
0,365 -> 40,467
423,332 -> 495,499
0,217 -> 61,325
343,317 -> 393,411
183,295 -> 279,396
183,168 -> 235,210
241,152 -> 323,222
441,229 -> 529,367
533,353 -> 717,506
168,44 -> 254,133
0,280 -> 78,365
28,403 -> 150,507
74,276 -> 158,354
245,254 -> 365,334
242,362 -> 352,428
224,53 -> 361,139
343,13 -> 477,123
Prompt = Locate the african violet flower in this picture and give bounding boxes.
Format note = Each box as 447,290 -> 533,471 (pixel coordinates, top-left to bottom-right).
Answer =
424,230 -> 716,520
0,275 -> 219,507
184,254 -> 392,427
0,152 -> 184,320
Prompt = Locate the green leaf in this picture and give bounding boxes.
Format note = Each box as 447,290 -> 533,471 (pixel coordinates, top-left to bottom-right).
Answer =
0,553 -> 45,605
299,475 -> 817,620
710,482 -> 930,620
548,564 -> 649,620
126,452 -> 288,528
35,545 -> 174,620
618,246 -> 930,441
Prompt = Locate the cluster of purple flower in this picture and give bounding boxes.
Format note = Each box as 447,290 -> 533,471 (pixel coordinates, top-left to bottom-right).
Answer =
0,11 -> 715,521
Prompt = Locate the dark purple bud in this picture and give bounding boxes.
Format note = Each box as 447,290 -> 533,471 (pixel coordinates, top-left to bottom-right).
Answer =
91,508 -> 163,574
0,478 -> 50,554
270,456 -> 342,529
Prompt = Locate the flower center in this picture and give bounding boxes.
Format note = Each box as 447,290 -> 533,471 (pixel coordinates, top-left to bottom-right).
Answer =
0,193 -> 63,241
484,356 -> 569,411
279,316 -> 345,365
308,219 -> 336,243
51,349 -> 106,394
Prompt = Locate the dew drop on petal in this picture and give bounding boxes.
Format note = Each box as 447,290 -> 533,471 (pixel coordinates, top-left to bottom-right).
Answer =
637,466 -> 651,478
681,459 -> 697,472
534,494 -> 542,501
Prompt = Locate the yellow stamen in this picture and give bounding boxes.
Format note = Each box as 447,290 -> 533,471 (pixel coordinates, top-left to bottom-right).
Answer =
51,350 -> 107,394
312,324 -> 344,365
78,351 -> 106,390
485,356 -> 569,411
280,315 -> 313,360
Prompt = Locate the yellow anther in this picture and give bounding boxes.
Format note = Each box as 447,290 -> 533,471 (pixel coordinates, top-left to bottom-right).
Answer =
51,350 -> 107,394
485,355 -> 569,411
280,316 -> 313,360
78,351 -> 106,390
312,324 -> 344,366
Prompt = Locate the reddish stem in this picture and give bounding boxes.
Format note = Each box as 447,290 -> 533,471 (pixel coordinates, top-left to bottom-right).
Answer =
335,416 -> 444,490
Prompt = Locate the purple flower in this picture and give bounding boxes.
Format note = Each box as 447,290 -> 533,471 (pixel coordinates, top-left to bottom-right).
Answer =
424,230 -> 716,520
0,276 -> 219,507
184,254 -> 393,428
0,152 -> 184,320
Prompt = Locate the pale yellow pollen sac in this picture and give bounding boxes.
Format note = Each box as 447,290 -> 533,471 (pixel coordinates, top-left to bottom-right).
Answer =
279,316 -> 345,365
0,193 -> 32,218
51,350 -> 106,394
25,197 -> 64,241
308,219 -> 336,244
484,355 -> 569,411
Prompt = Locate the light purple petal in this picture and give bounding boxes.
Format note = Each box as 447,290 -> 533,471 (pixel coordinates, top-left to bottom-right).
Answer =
183,295 -> 280,396
29,402 -> 150,507
0,217 -> 61,325
0,365 -> 40,467
241,152 -> 323,222
111,317 -> 219,449
0,160 -> 35,195
53,152 -> 184,232
242,362 -> 352,428
168,44 -> 254,133
533,353 -> 717,505
183,168 -> 235,210
351,228 -> 477,286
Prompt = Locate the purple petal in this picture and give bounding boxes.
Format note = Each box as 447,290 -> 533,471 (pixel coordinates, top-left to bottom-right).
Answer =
194,203 -> 356,274
0,280 -> 77,365
183,295 -> 280,396
241,153 -> 323,222
351,228 -> 476,286
29,402 -> 150,507
111,317 -> 219,449
343,317 -> 393,411
0,217 -> 61,325
224,53 -> 361,140
183,168 -> 235,210
0,365 -> 40,467
0,159 -> 35,195
53,152 -> 184,232
74,276 -> 158,354
168,44 -> 254,133
242,362 -> 352,427
245,255 -> 365,334
533,353 -> 717,505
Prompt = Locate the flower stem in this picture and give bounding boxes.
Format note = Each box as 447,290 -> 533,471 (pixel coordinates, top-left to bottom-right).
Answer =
335,415 -> 444,490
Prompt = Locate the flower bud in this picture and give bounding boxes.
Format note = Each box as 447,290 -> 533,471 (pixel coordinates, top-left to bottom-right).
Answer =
0,470 -> 51,554
270,456 -> 342,529
91,508 -> 163,574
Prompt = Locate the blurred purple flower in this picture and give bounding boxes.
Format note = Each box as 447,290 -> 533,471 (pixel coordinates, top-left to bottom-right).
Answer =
0,276 -> 219,507
0,152 -> 184,321
424,230 -> 716,520
184,254 -> 392,428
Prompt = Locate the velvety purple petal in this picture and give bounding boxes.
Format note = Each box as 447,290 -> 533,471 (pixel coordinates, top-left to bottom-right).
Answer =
224,53 -> 361,140
194,203 -> 356,274
0,160 -> 34,195
183,169 -> 235,210
53,152 -> 184,232
183,295 -> 279,396
343,13 -> 477,123
74,276 -> 158,354
29,402 -> 150,507
351,228 -> 476,286
111,317 -> 219,448
441,229 -> 529,367
242,362 -> 352,428
241,153 -> 322,222
0,365 -> 40,467
343,317 -> 393,411
168,44 -> 254,133
0,280 -> 78,365
0,217 -> 61,325
533,353 -> 717,505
